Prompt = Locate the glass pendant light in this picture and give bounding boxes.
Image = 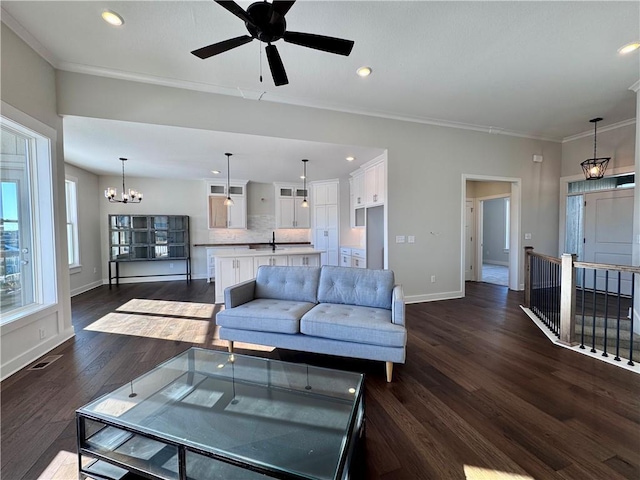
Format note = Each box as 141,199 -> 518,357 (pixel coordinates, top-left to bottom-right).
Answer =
224,153 -> 235,206
301,159 -> 309,208
580,118 -> 610,180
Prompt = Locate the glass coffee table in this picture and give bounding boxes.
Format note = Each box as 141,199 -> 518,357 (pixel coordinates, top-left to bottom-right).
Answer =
76,347 -> 365,480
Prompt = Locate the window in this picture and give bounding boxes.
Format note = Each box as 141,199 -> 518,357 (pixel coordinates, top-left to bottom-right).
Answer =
504,197 -> 510,250
65,176 -> 80,271
1,110 -> 57,323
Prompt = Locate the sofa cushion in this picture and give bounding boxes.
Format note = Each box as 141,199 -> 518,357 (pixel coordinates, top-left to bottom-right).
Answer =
317,266 -> 394,310
216,299 -> 316,334
255,266 -> 321,303
301,304 -> 406,348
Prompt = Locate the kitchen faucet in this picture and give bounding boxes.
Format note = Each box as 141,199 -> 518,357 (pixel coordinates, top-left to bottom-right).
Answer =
270,231 -> 276,252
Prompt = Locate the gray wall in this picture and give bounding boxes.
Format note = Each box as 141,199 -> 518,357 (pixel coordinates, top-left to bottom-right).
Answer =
65,163 -> 103,295
56,71 -> 563,301
482,198 -> 509,265
1,23 -> 73,378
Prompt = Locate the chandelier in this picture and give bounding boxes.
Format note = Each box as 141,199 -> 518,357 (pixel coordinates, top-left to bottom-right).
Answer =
301,159 -> 309,208
223,153 -> 234,206
580,118 -> 610,180
105,157 -> 143,203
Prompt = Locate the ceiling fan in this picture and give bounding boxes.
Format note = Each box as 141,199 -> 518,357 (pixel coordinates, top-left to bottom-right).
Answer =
191,0 -> 355,87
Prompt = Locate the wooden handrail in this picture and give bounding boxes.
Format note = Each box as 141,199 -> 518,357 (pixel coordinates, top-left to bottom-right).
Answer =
573,261 -> 640,274
526,251 -> 562,265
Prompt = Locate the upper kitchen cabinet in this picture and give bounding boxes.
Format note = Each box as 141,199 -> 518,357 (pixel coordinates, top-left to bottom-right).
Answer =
275,183 -> 310,229
364,160 -> 385,206
207,180 -> 248,229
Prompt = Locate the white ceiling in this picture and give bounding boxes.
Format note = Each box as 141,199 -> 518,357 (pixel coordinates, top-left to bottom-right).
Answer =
2,1 -> 639,179
62,116 -> 384,181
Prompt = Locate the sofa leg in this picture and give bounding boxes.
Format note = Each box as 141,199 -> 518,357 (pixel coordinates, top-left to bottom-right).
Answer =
385,362 -> 393,382
227,341 -> 234,354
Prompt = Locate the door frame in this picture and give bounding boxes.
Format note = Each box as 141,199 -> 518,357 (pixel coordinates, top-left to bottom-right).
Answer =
461,174 -> 521,294
475,193 -> 511,283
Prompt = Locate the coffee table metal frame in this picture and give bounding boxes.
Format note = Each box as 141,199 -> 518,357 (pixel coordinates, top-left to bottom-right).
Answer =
76,347 -> 365,480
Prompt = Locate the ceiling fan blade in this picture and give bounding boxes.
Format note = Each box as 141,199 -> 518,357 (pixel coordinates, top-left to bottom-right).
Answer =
265,44 -> 289,86
283,31 -> 354,56
191,35 -> 253,59
271,0 -> 296,17
214,1 -> 255,26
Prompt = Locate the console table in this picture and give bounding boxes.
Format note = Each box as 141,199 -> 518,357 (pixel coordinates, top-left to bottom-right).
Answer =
108,214 -> 191,287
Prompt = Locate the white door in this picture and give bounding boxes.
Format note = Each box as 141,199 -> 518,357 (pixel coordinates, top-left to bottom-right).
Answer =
583,189 -> 634,295
465,200 -> 475,281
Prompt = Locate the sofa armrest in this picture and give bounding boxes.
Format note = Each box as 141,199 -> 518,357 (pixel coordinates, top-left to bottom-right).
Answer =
391,284 -> 405,327
224,279 -> 257,309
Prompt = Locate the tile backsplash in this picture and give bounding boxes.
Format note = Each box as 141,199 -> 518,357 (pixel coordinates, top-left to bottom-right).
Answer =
207,215 -> 311,244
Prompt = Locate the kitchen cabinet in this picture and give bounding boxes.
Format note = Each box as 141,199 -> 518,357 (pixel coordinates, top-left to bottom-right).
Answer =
340,247 -> 352,267
254,255 -> 288,269
205,247 -> 249,283
351,248 -> 367,268
312,180 -> 339,266
207,181 -> 247,229
215,256 -> 254,302
274,184 -> 310,228
288,254 -> 320,266
351,171 -> 365,208
365,161 -> 385,206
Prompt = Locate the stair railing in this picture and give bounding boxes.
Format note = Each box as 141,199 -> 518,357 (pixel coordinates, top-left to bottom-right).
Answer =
524,247 -> 639,367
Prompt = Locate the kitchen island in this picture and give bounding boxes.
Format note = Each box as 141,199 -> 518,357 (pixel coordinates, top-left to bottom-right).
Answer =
212,247 -> 323,304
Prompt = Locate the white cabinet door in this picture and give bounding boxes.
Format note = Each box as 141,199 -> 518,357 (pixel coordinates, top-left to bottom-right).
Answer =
365,162 -> 385,206
215,257 -> 237,302
289,254 -> 320,266
254,256 -> 272,269
352,173 -> 365,207
255,255 -> 288,269
227,195 -> 246,229
340,253 -> 351,267
351,256 -> 366,268
278,197 -> 295,228
294,201 -> 310,228
236,256 -> 254,283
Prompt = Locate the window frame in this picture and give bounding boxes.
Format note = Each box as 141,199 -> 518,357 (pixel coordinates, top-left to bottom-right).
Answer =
65,175 -> 81,273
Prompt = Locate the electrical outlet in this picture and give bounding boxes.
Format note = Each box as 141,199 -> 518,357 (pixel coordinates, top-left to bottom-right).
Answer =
524,233 -> 532,240
431,275 -> 436,283
39,328 -> 46,340
408,236 -> 415,243
93,267 -> 97,274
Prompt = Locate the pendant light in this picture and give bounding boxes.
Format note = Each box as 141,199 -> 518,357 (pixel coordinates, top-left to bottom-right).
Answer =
580,118 -> 610,180
223,153 -> 234,206
104,158 -> 142,203
301,159 -> 309,208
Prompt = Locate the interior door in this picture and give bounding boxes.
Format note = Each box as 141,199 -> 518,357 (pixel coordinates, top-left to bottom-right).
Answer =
465,200 -> 475,281
583,189 -> 634,295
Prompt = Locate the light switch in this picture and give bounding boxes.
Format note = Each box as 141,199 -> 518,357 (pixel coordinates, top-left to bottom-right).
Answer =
396,235 -> 406,243
408,236 -> 415,243
524,233 -> 532,240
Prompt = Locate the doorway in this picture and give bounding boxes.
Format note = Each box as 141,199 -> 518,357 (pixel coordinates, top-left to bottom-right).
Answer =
462,175 -> 521,294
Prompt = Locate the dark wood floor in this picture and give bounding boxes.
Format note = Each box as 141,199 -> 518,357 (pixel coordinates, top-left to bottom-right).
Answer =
2,280 -> 639,479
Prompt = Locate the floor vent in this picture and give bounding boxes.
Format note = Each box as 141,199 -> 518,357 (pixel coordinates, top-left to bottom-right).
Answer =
28,355 -> 62,371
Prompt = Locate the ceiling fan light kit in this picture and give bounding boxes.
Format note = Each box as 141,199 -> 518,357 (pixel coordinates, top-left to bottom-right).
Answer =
191,0 -> 355,87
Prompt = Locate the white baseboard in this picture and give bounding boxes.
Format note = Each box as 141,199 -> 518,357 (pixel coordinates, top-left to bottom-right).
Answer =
70,280 -> 103,297
405,290 -> 463,304
1,327 -> 75,381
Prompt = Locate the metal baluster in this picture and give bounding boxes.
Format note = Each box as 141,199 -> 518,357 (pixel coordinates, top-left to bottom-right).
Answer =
555,263 -> 560,335
628,273 -> 635,366
602,270 -> 609,357
591,269 -> 597,353
580,268 -> 586,349
615,271 -> 621,361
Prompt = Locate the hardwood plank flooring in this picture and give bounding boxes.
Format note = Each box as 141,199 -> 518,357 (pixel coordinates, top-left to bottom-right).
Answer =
1,280 -> 639,479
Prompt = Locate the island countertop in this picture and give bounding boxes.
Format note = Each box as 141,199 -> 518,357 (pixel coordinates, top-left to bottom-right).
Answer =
211,247 -> 323,258
194,242 -> 311,247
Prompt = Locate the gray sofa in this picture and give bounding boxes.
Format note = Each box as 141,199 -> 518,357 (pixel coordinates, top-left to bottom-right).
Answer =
216,265 -> 406,382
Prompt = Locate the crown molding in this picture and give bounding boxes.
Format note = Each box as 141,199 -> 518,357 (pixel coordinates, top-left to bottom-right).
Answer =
1,10 -> 58,68
630,79 -> 640,93
561,118 -> 637,143
55,63 -> 562,143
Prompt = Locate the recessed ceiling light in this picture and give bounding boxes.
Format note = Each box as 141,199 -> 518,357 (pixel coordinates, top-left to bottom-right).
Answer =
618,42 -> 640,54
211,170 -> 220,174
102,10 -> 124,26
346,156 -> 355,162
356,66 -> 372,77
